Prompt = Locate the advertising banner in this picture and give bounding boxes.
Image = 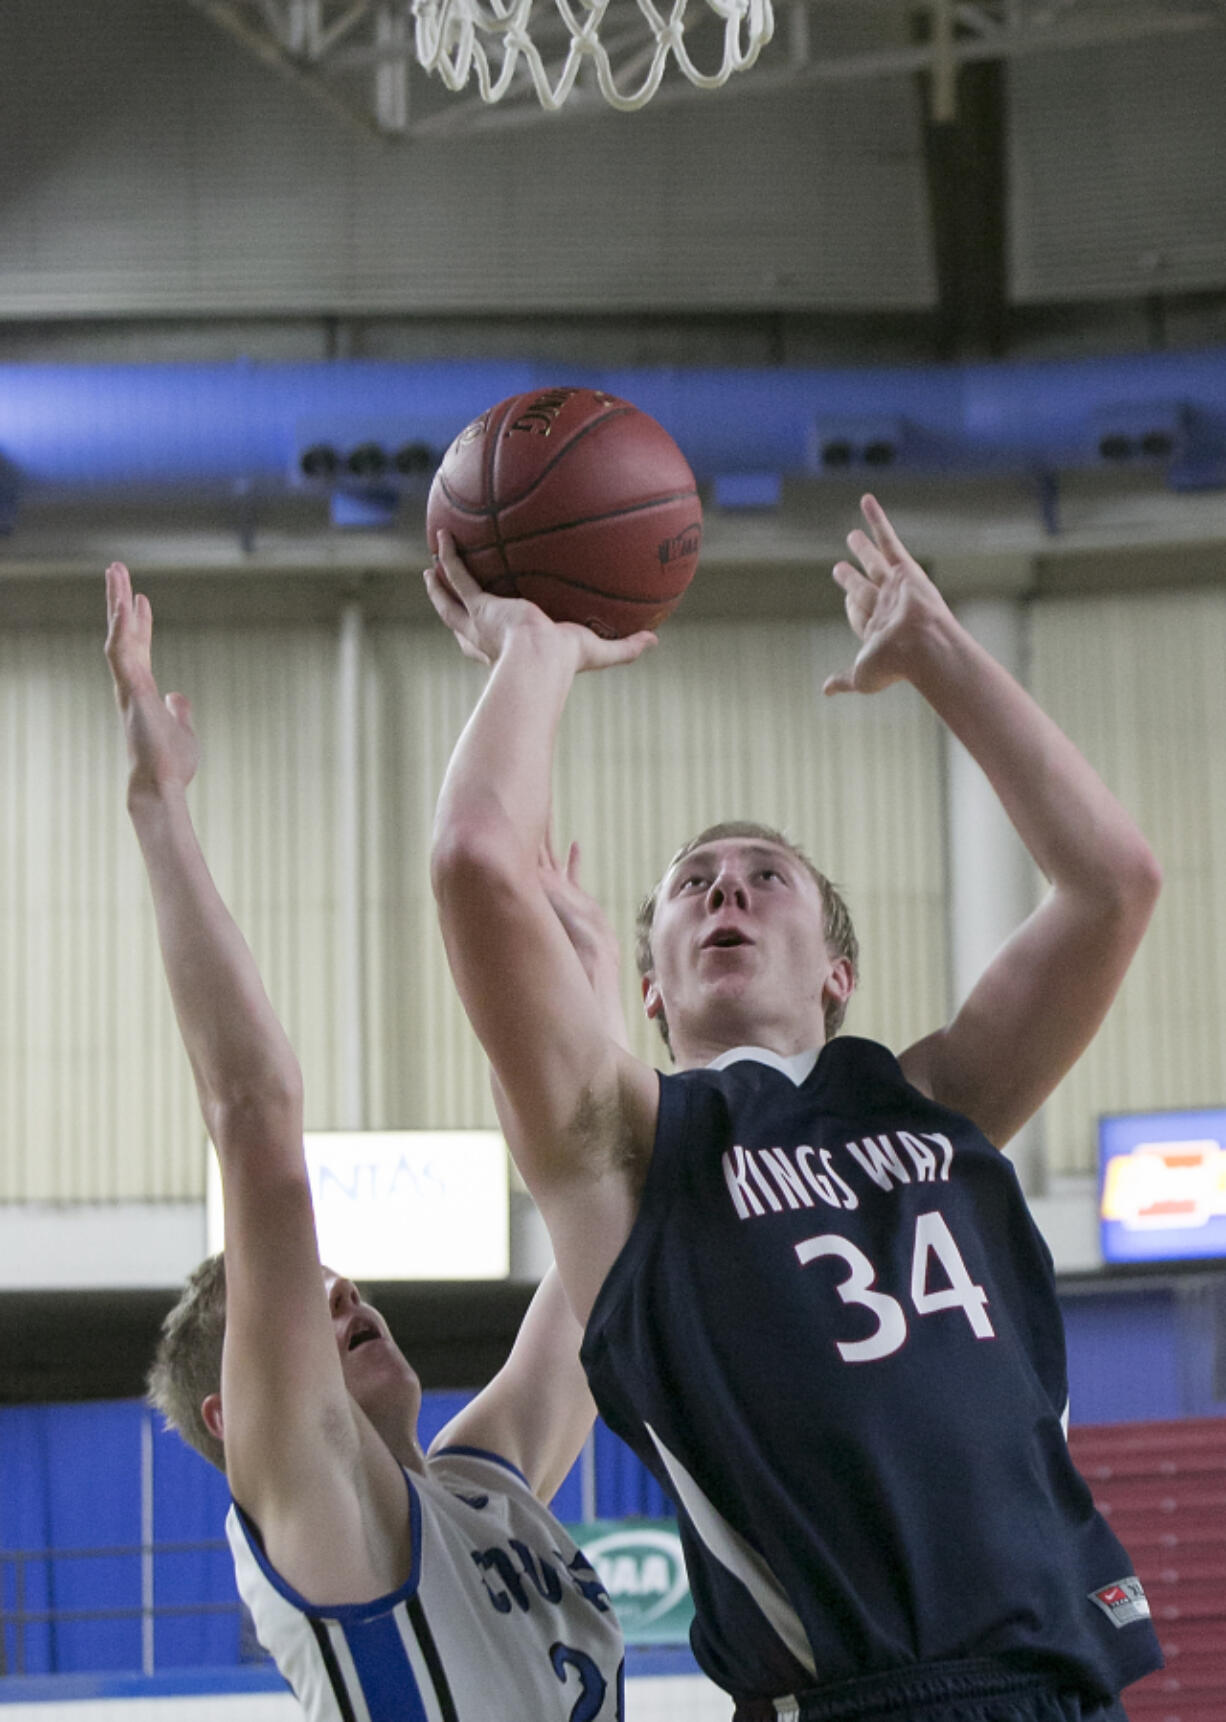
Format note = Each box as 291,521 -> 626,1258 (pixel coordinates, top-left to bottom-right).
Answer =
568,1519 -> 693,1646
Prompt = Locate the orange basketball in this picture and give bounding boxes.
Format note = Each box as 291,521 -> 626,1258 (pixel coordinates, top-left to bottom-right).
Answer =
427,386 -> 702,638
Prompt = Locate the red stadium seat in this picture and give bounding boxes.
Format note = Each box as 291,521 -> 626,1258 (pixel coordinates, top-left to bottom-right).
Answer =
1069,1418 -> 1226,1722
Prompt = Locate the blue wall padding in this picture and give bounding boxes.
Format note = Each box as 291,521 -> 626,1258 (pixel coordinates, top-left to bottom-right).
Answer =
0,1403 -> 144,1674
1062,1290 -> 1183,1424
1,1406 -> 56,1675
1173,1280 -> 1226,1417
416,1388 -> 473,1451
149,1419 -> 237,1668
592,1421 -> 671,1519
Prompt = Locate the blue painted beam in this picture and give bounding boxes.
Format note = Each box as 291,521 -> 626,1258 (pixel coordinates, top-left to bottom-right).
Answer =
0,351 -> 1224,526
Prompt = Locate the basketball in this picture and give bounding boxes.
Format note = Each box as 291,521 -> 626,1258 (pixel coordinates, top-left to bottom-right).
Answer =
426,386 -> 702,638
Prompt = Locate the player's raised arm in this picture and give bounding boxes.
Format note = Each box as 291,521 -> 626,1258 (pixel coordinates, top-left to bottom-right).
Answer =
431,1267 -> 595,1504
427,537 -> 659,1262
104,564 -> 408,1602
824,498 -> 1161,1148
438,840 -> 631,1493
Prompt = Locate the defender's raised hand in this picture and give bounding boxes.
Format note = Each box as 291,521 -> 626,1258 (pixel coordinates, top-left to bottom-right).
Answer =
539,836 -> 629,1050
104,562 -> 198,796
424,530 -> 656,675
823,495 -> 953,697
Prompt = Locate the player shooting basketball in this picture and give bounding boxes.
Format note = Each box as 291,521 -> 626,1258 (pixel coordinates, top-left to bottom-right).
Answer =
104,563 -> 625,1722
426,494 -> 1165,1722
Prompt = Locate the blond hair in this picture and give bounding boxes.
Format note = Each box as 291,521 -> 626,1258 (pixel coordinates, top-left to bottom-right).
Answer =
146,1253 -> 228,1472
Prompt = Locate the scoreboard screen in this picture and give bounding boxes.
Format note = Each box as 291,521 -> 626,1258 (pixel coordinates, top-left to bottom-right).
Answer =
1099,1108 -> 1226,1265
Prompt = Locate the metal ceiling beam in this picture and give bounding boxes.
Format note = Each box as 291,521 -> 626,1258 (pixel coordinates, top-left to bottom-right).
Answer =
183,0 -> 1226,136
181,0 -> 384,133
914,5 -> 1008,358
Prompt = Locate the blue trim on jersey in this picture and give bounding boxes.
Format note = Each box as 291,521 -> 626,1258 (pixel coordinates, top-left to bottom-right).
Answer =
431,1444 -> 532,1490
230,1466 -> 423,1618
340,1610 -> 430,1722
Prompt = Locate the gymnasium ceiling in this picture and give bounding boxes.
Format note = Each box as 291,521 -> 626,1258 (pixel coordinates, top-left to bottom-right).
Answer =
3,0 -> 1226,618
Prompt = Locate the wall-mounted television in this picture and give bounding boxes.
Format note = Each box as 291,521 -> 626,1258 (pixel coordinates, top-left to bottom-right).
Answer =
1098,1108 -> 1226,1266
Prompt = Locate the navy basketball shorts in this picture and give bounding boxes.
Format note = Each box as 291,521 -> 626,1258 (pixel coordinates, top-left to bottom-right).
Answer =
731,1658 -> 1130,1722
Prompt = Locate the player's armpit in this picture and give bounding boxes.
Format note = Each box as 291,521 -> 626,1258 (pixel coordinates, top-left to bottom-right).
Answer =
234,1418 -> 414,1610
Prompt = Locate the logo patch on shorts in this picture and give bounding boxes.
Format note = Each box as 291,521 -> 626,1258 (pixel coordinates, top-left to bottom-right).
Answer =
1089,1576 -> 1151,1627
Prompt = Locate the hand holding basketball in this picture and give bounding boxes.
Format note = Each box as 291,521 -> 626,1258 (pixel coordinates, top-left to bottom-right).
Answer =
104,561 -> 199,795
823,495 -> 953,698
425,531 -> 657,675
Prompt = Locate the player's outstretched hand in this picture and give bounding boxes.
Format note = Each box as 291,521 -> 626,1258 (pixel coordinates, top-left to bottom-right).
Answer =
540,835 -> 629,1050
104,562 -> 198,796
540,836 -> 618,987
424,530 -> 656,676
823,495 -> 953,697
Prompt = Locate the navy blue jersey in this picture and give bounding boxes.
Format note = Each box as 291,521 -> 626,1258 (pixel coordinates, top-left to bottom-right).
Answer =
580,1038 -> 1162,1707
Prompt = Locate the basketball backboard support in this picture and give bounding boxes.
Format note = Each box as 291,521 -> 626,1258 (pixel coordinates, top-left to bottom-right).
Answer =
183,1 -> 1226,133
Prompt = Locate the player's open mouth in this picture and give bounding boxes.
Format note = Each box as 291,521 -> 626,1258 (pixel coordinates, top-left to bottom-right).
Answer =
702,929 -> 751,949
347,1323 -> 381,1352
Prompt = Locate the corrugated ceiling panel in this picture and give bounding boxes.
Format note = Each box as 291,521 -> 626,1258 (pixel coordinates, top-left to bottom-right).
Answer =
0,623 -> 344,1201
2,607 -> 945,1201
1030,588 -> 1226,1175
0,0 -> 935,314
1010,35 -> 1226,303
0,627 -> 200,1200
15,590 -> 1218,1200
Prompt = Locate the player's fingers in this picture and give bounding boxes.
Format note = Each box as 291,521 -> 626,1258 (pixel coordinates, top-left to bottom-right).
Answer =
423,563 -> 474,636
433,531 -> 481,599
594,630 -> 657,668
832,560 -> 877,604
861,494 -> 907,565
103,562 -> 131,653
845,531 -> 888,583
134,591 -> 153,648
822,670 -> 855,697
104,561 -> 131,618
566,840 -> 582,885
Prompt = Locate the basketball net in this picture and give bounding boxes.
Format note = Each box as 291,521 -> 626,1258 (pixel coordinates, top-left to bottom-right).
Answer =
411,0 -> 774,111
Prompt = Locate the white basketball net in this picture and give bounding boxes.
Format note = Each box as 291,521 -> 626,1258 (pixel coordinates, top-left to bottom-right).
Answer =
412,0 -> 774,111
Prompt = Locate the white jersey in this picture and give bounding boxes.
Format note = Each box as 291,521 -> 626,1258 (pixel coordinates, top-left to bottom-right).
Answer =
227,1445 -> 624,1722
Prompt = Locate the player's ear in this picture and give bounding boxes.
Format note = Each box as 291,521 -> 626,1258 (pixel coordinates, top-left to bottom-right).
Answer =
642,971 -> 663,1021
824,955 -> 855,1008
201,1392 -> 225,1444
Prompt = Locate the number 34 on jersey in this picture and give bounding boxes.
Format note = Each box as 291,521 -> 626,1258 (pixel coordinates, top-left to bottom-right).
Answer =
799,1211 -> 996,1364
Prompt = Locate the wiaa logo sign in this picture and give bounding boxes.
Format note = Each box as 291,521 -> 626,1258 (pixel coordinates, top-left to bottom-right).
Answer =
574,1522 -> 692,1644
